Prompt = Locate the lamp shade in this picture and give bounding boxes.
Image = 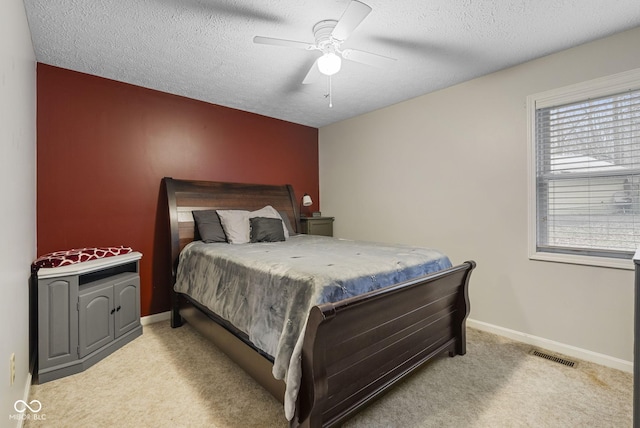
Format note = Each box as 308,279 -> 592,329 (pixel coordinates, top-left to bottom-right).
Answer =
302,194 -> 313,207
317,52 -> 342,76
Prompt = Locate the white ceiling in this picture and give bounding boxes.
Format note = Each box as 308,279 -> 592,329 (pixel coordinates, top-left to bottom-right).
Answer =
23,0 -> 640,128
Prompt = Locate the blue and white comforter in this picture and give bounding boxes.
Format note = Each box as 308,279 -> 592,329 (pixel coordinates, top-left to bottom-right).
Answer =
174,234 -> 451,419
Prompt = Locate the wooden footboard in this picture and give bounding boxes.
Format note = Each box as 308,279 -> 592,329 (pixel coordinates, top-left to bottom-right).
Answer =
295,260 -> 475,428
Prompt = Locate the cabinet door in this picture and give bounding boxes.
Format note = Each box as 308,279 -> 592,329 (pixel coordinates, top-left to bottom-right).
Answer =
38,276 -> 79,369
78,286 -> 114,358
114,275 -> 140,338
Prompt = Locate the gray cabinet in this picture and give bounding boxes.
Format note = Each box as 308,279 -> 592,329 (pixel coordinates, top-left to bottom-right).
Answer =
35,253 -> 142,383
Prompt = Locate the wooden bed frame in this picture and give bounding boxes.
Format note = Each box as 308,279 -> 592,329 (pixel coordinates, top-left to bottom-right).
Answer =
164,177 -> 476,427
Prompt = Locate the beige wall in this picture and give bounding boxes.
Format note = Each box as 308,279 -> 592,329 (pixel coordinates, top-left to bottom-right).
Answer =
1,0 -> 36,423
319,27 -> 640,367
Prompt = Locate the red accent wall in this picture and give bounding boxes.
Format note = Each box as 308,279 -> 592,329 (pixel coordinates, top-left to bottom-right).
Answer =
37,64 -> 319,316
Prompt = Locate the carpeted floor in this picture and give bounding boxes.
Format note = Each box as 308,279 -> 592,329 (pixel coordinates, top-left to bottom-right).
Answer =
25,322 -> 632,427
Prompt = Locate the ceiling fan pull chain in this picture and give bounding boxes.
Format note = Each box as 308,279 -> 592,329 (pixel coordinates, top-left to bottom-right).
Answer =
329,75 -> 333,108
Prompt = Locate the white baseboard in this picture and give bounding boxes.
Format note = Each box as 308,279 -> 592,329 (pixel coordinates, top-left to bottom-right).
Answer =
141,313 -> 632,371
15,372 -> 32,428
467,318 -> 633,373
141,311 -> 170,326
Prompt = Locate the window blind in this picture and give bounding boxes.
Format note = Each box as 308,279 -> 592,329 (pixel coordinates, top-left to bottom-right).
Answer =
535,89 -> 640,258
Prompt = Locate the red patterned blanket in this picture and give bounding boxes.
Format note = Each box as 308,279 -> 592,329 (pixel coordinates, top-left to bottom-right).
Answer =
33,246 -> 133,269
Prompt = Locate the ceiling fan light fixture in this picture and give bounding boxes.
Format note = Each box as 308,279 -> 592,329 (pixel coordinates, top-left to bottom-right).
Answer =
317,52 -> 342,76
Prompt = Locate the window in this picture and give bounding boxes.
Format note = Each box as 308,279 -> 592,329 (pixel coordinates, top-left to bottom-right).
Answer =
528,69 -> 640,269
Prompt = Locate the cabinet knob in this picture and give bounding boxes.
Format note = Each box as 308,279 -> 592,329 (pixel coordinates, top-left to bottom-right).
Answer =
110,308 -> 115,314
116,305 -> 122,312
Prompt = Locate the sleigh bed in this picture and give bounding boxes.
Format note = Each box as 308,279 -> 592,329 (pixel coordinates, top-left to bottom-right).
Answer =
164,177 -> 475,427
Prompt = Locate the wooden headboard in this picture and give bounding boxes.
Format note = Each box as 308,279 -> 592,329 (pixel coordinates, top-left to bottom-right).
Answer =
163,177 -> 301,275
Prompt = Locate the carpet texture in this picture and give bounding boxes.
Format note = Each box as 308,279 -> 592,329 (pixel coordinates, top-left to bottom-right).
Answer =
25,322 -> 632,427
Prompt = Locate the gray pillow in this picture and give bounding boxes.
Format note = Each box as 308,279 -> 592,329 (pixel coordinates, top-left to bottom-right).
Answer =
249,205 -> 289,239
250,217 -> 285,243
192,210 -> 226,243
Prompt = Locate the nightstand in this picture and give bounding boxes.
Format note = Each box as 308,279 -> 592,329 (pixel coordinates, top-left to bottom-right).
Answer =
300,216 -> 334,237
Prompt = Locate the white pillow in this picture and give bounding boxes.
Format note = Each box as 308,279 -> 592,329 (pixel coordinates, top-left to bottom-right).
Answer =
216,210 -> 250,244
249,205 -> 289,239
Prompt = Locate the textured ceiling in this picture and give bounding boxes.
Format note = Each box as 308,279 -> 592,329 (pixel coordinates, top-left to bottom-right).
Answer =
23,0 -> 640,128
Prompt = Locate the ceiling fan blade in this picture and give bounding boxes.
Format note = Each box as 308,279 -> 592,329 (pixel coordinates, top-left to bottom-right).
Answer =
342,48 -> 396,68
331,0 -> 372,42
253,36 -> 315,51
302,60 -> 322,84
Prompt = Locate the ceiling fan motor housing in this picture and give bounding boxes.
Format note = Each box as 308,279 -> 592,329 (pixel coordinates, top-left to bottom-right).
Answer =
314,20 -> 340,52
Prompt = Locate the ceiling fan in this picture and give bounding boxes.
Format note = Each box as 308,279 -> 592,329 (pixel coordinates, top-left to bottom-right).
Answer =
253,0 -> 396,105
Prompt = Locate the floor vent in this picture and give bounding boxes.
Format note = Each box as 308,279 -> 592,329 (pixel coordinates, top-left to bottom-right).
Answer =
530,350 -> 576,368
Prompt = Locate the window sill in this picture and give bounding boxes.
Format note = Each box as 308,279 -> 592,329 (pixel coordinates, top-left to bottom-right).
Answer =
529,251 -> 634,270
